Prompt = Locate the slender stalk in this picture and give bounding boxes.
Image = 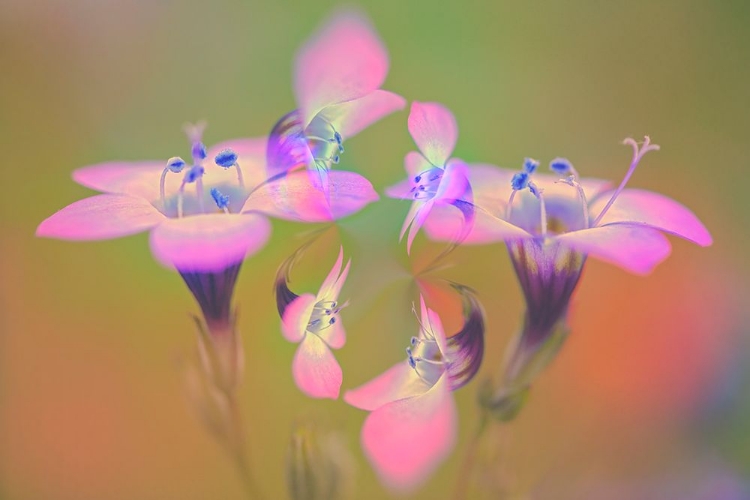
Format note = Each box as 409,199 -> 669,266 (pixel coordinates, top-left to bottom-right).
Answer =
226,393 -> 263,500
452,412 -> 489,500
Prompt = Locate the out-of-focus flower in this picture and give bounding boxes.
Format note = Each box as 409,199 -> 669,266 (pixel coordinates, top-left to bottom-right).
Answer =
285,420 -> 355,500
385,101 -> 474,253
266,8 -> 405,194
344,292 -> 485,492
280,247 -> 351,399
424,137 -> 712,419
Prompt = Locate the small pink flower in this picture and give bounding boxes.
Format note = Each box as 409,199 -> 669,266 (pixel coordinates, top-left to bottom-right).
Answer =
385,101 -> 474,253
281,247 -> 351,399
266,9 -> 406,191
344,293 -> 485,492
36,126 -> 379,328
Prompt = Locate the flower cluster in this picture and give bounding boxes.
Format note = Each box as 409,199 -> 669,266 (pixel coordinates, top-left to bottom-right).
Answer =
35,6 -> 712,498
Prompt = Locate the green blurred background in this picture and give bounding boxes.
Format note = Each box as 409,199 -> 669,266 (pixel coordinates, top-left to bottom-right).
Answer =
1,1 -> 749,498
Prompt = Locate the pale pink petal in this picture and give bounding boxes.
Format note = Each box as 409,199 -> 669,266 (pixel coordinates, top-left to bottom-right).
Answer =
319,90 -> 406,139
292,333 -> 343,399
241,170 -> 379,222
406,200 -> 434,254
149,213 -> 271,272
360,374 -> 457,492
295,9 -> 389,126
407,101 -> 458,167
317,247 -> 344,301
36,194 -> 164,241
319,319 -> 346,350
420,297 -> 449,357
344,362 -> 430,411
422,202 -> 532,244
435,159 -> 470,201
590,188 -> 712,246
405,151 -> 433,179
556,224 -> 672,275
281,293 -> 317,343
384,178 -> 414,200
465,163 -> 516,211
398,201 -> 421,240
73,161 -> 167,202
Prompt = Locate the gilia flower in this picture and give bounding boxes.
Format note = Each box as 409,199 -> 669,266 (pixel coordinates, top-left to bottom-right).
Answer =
36,125 -> 379,331
281,247 -> 351,399
344,292 -> 485,492
424,137 -> 712,417
266,8 -> 405,193
385,101 -> 474,253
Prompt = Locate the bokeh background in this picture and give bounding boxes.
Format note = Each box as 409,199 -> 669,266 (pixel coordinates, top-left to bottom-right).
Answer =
1,1 -> 749,499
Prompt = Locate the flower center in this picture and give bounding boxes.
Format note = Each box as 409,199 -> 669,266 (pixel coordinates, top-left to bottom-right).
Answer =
410,166 -> 444,200
406,335 -> 445,386
158,124 -> 245,218
307,300 -> 342,334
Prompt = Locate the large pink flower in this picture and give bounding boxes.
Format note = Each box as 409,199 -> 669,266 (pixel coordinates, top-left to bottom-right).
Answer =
266,9 -> 406,190
36,125 -> 379,329
281,247 -> 351,400
344,293 -> 485,492
385,101 -> 474,253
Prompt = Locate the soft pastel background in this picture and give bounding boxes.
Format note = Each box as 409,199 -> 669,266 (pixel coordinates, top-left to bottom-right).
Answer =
1,1 -> 748,499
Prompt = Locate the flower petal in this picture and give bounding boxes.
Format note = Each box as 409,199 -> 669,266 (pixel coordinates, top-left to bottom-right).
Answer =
73,161 -> 167,202
407,101 -> 458,167
149,213 -> 271,272
292,332 -> 343,399
318,90 -> 406,139
359,374 -> 457,492
207,137 -> 268,189
319,319 -> 346,350
384,178 -> 414,200
282,293 -> 317,343
344,361 -> 430,411
590,188 -> 712,246
435,159 -> 471,201
317,246 -> 344,301
420,296 -> 449,358
36,194 -> 164,240
406,199 -> 434,254
294,9 -> 389,126
556,224 -> 672,275
241,170 -> 378,222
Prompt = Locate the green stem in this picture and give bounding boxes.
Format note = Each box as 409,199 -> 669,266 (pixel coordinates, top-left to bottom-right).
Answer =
452,411 -> 490,500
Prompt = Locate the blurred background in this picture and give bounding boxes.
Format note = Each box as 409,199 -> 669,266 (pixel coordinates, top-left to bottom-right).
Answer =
1,0 -> 748,498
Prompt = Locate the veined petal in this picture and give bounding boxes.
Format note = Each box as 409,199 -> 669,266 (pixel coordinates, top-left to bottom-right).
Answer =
282,293 -> 317,343
295,9 -> 389,127
241,170 -> 378,222
319,319 -> 346,350
359,374 -> 457,493
406,199 -> 434,254
591,188 -> 712,246
149,213 -> 271,272
407,101 -> 458,167
318,90 -> 405,139
421,297 -> 449,358
293,332 -> 343,399
384,178 -> 414,200
435,159 -> 470,201
423,203 -> 533,244
317,246 -> 344,300
73,161 -> 167,202
36,194 -> 164,240
405,151 -> 433,179
556,223 -> 672,275
344,361 -> 430,411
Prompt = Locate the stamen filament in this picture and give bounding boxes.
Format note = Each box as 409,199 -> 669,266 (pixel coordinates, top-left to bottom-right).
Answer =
505,190 -> 518,220
556,177 -> 590,229
160,168 -> 169,208
177,182 -> 186,218
196,177 -> 205,213
592,136 -> 660,226
234,163 -> 245,188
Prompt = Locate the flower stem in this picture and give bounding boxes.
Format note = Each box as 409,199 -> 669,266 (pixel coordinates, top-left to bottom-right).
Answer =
226,393 -> 263,500
452,411 -> 489,500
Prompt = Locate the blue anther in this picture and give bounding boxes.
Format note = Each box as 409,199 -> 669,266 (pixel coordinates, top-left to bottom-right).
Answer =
410,336 -> 418,346
550,157 -> 573,175
529,183 -> 540,197
511,172 -> 530,191
334,131 -> 342,144
210,188 -> 230,209
166,156 -> 186,173
406,346 -> 412,356
338,144 -> 344,154
329,317 -> 336,325
214,149 -> 238,168
523,157 -> 539,174
332,155 -> 340,164
192,142 -> 207,161
408,355 -> 416,369
414,175 -> 422,183
184,165 -> 205,183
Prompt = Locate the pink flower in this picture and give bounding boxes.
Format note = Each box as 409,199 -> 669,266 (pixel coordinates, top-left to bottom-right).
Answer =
344,293 -> 485,492
385,101 -> 474,253
281,247 -> 351,399
423,137 -> 712,418
266,9 -> 406,191
36,125 -> 379,329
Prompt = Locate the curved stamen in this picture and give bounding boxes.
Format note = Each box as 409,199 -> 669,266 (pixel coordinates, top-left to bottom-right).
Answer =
506,171 -> 530,220
529,181 -> 548,237
160,157 -> 186,208
177,165 -> 205,218
555,176 -> 590,229
215,149 -> 245,188
592,136 -> 660,226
